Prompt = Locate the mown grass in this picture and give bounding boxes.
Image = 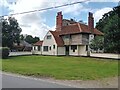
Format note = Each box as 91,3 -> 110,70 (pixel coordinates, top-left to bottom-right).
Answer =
2,55 -> 118,80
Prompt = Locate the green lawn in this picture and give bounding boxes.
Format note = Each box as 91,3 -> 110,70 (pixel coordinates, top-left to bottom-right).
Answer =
2,55 -> 118,80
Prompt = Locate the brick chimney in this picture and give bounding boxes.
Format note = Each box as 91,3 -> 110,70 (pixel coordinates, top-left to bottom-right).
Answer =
88,12 -> 94,33
56,11 -> 63,31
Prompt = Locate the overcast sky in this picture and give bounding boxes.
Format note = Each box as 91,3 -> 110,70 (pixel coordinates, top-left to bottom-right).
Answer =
0,0 -> 119,40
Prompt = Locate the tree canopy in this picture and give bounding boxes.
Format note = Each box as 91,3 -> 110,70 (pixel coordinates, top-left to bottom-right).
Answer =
89,36 -> 104,52
2,17 -> 22,49
20,34 -> 40,44
95,5 -> 120,53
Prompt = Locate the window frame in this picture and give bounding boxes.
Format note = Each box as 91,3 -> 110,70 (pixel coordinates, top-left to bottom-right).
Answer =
53,45 -> 55,49
71,45 -> 77,52
49,46 -> 51,50
38,46 -> 41,51
43,46 -> 48,51
86,45 -> 88,51
47,35 -> 51,39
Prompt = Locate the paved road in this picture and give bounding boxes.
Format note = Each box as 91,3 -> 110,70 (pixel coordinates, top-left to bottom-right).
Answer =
2,73 -> 73,88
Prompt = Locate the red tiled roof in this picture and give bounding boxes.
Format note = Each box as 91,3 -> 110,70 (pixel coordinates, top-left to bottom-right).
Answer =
48,22 -> 103,47
50,31 -> 64,47
60,23 -> 104,35
33,41 -> 43,46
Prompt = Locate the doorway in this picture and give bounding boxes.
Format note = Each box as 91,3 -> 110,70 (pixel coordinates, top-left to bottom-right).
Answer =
65,46 -> 69,56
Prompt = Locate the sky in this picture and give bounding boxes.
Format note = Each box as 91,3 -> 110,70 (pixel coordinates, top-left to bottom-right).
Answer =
0,0 -> 119,40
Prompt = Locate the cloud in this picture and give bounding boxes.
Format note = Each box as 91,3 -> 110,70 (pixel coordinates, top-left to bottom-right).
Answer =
7,0 -> 55,40
58,4 -> 83,15
5,0 -> 85,40
88,0 -> 119,2
2,0 -> 118,40
94,7 -> 112,22
0,0 -> 9,7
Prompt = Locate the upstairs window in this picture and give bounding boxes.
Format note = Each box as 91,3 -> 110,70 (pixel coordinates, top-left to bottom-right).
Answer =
47,35 -> 51,39
64,35 -> 70,39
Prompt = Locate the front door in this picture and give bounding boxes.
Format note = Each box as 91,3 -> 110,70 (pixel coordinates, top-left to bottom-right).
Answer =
65,46 -> 69,56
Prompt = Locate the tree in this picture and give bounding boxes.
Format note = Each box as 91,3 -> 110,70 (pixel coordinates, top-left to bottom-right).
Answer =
23,34 -> 40,44
90,36 -> 104,52
95,5 -> 120,53
24,35 -> 34,44
2,17 -> 22,49
34,37 -> 40,43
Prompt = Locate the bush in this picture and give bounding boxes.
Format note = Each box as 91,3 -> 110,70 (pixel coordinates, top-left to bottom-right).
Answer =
0,47 -> 10,59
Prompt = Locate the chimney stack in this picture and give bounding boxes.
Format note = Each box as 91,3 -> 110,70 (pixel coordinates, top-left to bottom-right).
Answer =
88,12 -> 94,33
56,11 -> 63,31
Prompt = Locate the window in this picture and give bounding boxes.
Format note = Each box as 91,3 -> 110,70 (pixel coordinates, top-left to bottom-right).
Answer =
38,46 -> 41,51
65,35 -> 70,39
47,35 -> 51,39
49,46 -> 51,50
53,45 -> 55,49
43,46 -> 48,51
71,45 -> 77,50
71,45 -> 77,52
34,46 -> 36,50
73,49 -> 75,52
86,45 -> 88,51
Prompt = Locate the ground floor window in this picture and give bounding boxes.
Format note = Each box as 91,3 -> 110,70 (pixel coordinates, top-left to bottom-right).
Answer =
33,46 -> 36,50
53,45 -> 55,49
86,45 -> 88,51
49,46 -> 51,50
38,46 -> 41,51
43,46 -> 48,51
71,45 -> 77,52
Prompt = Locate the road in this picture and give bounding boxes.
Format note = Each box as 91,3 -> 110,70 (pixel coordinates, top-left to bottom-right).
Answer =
2,73 -> 73,88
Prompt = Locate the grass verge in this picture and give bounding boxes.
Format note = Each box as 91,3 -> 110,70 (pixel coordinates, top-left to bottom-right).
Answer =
2,55 -> 118,80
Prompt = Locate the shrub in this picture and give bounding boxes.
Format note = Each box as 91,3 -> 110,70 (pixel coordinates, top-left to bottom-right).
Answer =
0,47 -> 10,59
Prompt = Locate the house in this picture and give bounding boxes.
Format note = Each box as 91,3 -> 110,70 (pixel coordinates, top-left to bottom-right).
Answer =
33,12 -> 103,56
13,40 -> 32,51
32,41 -> 43,54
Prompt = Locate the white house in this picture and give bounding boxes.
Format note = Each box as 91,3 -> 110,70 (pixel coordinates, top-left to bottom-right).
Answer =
32,41 -> 43,55
32,12 -> 103,56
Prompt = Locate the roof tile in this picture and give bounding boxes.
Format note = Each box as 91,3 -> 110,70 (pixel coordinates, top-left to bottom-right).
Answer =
33,41 -> 43,46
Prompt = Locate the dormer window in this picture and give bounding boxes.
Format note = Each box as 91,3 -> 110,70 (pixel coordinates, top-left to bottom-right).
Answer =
47,35 -> 51,39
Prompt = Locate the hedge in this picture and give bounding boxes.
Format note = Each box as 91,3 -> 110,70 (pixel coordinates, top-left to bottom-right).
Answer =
0,47 -> 10,59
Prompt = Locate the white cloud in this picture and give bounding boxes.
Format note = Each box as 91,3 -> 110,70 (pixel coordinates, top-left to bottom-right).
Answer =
5,0 -> 85,40
2,0 -> 118,40
88,0 -> 119,2
7,0 -> 55,40
0,0 -> 9,7
58,4 -> 83,15
94,7 -> 112,22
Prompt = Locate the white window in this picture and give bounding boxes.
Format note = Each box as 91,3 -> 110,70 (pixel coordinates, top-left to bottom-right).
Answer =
43,46 -> 48,51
